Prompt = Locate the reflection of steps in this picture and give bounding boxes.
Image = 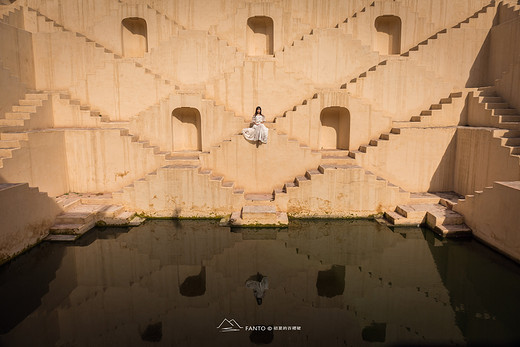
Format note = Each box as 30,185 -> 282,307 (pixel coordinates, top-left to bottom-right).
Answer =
47,194 -> 143,241
227,205 -> 289,227
384,193 -> 471,238
222,194 -> 288,227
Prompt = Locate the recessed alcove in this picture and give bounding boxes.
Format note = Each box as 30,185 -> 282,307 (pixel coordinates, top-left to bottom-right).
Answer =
121,17 -> 148,58
374,15 -> 401,55
320,107 -> 350,150
171,107 -> 202,151
247,16 -> 274,56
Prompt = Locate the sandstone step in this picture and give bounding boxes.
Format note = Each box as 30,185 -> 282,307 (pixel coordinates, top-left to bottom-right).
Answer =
19,99 -> 43,106
492,108 -> 517,115
0,148 -> 16,157
44,234 -> 80,242
0,139 -> 22,148
55,211 -> 95,225
49,221 -> 95,235
244,193 -> 273,202
12,105 -> 37,113
499,115 -> 520,123
503,137 -> 520,146
433,224 -> 472,238
494,129 -> 520,138
0,119 -> 24,126
0,132 -> 29,141
395,203 -> 442,219
98,205 -> 125,218
383,211 -> 407,225
25,93 -> 49,100
486,103 -> 510,109
477,86 -> 495,96
80,193 -> 114,205
5,112 -> 30,120
165,155 -> 200,165
222,205 -> 288,227
408,192 -> 442,204
100,211 -> 136,225
479,96 -> 503,103
320,156 -> 355,165
55,195 -> 81,209
426,209 -> 465,229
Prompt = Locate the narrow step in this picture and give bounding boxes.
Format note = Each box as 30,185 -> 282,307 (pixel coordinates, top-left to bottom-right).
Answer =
433,224 -> 472,238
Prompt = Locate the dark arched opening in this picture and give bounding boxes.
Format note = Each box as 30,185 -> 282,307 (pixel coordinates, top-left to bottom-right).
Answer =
247,16 -> 274,56
172,107 -> 202,151
122,17 -> 148,57
320,107 -> 350,150
375,15 -> 401,55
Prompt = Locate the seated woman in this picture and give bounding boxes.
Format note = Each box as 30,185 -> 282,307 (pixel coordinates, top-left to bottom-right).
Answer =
242,106 -> 268,144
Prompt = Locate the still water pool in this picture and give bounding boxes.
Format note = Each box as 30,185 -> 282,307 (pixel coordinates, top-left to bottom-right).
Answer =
1,219 -> 519,346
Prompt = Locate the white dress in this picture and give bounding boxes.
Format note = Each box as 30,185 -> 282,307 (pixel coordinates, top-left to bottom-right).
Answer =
245,276 -> 269,298
243,115 -> 268,143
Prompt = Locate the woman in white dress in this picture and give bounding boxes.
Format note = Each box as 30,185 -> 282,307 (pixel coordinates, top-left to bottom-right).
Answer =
243,106 -> 268,144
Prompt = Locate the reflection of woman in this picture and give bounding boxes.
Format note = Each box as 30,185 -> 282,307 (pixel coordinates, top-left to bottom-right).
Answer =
246,273 -> 269,305
242,106 -> 268,144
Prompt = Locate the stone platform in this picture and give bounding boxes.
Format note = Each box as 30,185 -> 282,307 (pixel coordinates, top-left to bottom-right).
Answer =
220,205 -> 288,227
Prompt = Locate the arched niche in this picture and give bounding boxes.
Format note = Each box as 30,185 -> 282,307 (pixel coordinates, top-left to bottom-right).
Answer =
121,17 -> 148,58
247,16 -> 274,56
320,107 -> 350,150
172,107 -> 202,151
374,15 -> 401,55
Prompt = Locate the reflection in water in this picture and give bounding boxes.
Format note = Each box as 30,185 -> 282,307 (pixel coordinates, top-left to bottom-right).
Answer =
361,322 -> 386,343
246,273 -> 269,305
316,265 -> 345,298
0,219 -> 519,346
140,321 -> 162,342
180,266 -> 206,297
250,326 -> 274,345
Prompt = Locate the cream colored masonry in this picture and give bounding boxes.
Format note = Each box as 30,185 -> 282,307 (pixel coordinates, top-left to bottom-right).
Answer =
1,0 -> 520,263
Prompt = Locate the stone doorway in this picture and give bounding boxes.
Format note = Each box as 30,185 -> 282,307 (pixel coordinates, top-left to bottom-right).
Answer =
247,16 -> 274,56
122,17 -> 148,57
320,107 -> 350,150
172,107 -> 202,151
375,15 -> 401,55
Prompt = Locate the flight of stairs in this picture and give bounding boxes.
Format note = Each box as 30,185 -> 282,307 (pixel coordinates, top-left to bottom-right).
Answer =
46,193 -> 144,242
383,193 -> 472,238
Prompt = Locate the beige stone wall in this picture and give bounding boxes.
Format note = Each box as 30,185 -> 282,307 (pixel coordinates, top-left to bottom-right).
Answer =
200,130 -> 322,193
129,92 -> 246,152
32,30 -> 173,120
488,4 -> 520,112
114,165 -> 246,218
0,21 -> 35,88
454,127 -> 520,196
0,63 -> 27,119
277,166 -> 408,217
276,90 -> 391,151
454,181 -> 520,263
64,128 -> 166,193
0,131 -> 69,197
354,127 -> 458,193
0,183 -> 61,265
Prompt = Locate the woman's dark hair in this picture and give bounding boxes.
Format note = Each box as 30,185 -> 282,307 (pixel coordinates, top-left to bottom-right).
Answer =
255,106 -> 262,115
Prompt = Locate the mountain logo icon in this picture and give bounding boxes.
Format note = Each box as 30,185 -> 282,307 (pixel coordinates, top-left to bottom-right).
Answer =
217,318 -> 243,332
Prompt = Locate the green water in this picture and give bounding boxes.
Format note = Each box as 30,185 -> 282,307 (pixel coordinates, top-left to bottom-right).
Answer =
1,219 -> 519,346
